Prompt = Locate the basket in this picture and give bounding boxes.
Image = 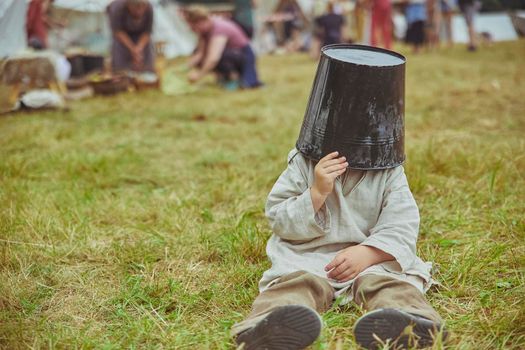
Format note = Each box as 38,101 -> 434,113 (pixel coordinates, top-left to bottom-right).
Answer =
89,75 -> 130,95
132,72 -> 160,91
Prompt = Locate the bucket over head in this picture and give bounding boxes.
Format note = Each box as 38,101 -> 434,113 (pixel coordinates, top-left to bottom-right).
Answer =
296,44 -> 406,170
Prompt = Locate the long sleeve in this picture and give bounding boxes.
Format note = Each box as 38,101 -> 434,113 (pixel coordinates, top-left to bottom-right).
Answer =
361,166 -> 420,272
265,150 -> 331,241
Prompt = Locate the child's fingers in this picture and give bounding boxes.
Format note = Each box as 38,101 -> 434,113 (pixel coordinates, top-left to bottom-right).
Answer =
325,255 -> 344,272
321,157 -> 346,169
318,151 -> 340,165
328,168 -> 347,180
324,162 -> 348,174
335,269 -> 358,283
327,260 -> 350,279
332,267 -> 355,281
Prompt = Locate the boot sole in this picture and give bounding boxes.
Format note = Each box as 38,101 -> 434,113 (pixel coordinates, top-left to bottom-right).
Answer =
236,305 -> 322,350
354,308 -> 447,349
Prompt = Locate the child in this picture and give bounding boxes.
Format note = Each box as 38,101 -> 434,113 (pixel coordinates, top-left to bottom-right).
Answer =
231,45 -> 447,350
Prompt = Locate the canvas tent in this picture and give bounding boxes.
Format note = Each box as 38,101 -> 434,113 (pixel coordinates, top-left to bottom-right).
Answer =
49,0 -> 196,58
0,0 -> 28,58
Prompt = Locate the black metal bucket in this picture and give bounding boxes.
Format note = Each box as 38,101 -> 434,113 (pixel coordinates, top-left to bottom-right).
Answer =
296,44 -> 406,170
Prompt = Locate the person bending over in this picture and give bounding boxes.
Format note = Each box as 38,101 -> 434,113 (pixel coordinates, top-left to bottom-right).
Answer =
184,6 -> 262,89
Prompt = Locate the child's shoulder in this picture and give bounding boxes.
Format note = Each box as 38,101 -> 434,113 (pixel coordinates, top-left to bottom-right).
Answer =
285,149 -> 315,180
286,148 -> 302,163
286,148 -> 313,168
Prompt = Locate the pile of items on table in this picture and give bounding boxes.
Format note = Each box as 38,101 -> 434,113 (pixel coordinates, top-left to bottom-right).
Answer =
0,0 -> 195,114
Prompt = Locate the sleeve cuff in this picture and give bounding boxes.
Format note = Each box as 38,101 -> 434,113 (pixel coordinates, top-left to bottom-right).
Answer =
361,237 -> 414,272
299,188 -> 331,235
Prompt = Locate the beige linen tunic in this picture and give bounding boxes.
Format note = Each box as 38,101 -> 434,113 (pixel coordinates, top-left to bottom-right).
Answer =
260,149 -> 433,301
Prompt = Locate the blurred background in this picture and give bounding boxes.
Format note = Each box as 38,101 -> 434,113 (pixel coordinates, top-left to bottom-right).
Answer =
1,0 -> 524,109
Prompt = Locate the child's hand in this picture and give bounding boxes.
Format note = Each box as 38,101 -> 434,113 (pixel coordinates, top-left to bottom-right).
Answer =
310,152 -> 348,213
312,151 -> 348,195
324,245 -> 394,282
310,151 -> 347,212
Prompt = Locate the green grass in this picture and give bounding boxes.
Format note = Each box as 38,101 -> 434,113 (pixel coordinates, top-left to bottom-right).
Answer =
1,40 -> 524,349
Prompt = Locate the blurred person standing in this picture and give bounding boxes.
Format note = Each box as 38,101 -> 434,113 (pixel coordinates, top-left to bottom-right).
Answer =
426,0 -> 441,49
274,0 -> 308,51
233,0 -> 257,38
311,2 -> 346,58
184,6 -> 262,89
107,0 -> 155,72
315,2 -> 346,47
440,0 -> 455,46
458,0 -> 480,51
370,0 -> 392,49
404,0 -> 426,53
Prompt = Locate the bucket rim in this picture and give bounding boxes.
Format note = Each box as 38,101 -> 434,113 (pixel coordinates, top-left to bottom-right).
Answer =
320,44 -> 406,68
295,145 -> 406,170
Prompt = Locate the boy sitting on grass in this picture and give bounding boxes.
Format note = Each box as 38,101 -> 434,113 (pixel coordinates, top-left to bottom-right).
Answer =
231,45 -> 447,350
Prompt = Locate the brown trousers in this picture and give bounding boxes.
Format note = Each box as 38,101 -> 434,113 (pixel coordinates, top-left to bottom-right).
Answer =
231,271 -> 442,336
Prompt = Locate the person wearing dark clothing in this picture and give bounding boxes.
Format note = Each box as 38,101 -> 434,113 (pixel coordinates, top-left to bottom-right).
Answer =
274,0 -> 307,48
315,5 -> 346,47
282,2 -> 300,41
404,0 -> 426,53
107,0 -> 155,72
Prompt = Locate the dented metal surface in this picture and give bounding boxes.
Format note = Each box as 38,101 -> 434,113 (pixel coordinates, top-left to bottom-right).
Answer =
296,44 -> 406,170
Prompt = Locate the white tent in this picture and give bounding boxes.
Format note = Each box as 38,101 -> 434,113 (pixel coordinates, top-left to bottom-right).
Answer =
152,1 -> 196,58
49,0 -> 196,58
0,0 -> 28,58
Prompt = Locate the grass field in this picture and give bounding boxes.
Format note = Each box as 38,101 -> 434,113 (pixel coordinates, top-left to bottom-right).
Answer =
1,41 -> 524,349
